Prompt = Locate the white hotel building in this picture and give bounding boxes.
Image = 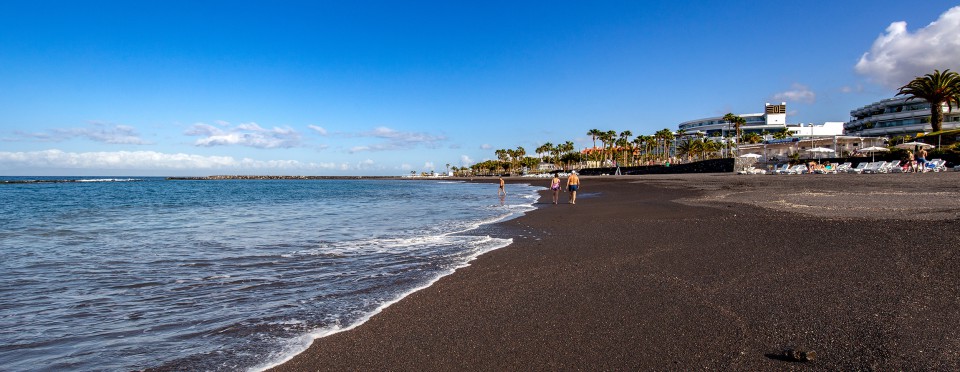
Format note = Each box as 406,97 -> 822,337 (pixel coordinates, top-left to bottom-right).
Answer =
678,102 -> 844,138
845,97 -> 960,137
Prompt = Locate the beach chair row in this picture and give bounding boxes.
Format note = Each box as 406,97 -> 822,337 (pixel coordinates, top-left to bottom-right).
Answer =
847,159 -> 949,174
742,159 -> 951,175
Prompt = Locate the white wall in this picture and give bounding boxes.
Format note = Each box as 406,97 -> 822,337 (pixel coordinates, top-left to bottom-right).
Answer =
789,122 -> 845,137
765,113 -> 786,125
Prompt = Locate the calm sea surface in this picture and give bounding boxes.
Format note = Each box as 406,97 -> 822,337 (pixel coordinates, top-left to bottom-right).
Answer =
0,177 -> 540,371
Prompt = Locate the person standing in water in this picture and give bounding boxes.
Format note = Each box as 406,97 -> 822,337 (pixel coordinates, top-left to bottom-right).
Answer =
498,177 -> 506,196
550,173 -> 561,204
565,171 -> 580,204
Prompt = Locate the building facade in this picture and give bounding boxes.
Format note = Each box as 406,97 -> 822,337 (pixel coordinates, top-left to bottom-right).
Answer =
678,102 -> 844,138
845,97 -> 960,137
678,102 -> 787,137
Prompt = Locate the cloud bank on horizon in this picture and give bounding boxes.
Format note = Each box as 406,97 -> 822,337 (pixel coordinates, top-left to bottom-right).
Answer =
856,5 -> 960,88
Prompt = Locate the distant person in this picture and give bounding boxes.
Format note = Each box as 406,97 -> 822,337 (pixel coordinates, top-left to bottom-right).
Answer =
565,171 -> 580,204
550,173 -> 561,204
498,177 -> 506,196
906,150 -> 916,172
917,147 -> 928,172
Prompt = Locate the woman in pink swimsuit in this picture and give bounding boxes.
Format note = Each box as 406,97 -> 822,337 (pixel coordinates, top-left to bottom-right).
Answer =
550,174 -> 561,204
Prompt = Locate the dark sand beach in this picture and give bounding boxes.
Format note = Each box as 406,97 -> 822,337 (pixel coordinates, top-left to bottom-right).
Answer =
273,173 -> 960,370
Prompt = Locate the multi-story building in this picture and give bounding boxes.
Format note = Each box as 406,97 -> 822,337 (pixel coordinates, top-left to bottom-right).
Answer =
678,102 -> 787,137
678,102 -> 844,138
845,97 -> 960,137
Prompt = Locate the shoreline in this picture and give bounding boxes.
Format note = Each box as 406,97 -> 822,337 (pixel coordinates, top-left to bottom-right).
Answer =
271,173 -> 960,370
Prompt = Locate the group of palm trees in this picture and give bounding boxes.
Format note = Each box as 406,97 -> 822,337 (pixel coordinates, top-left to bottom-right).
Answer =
584,128 -> 679,166
450,69 -> 959,177
460,143 -> 581,176
459,121 -> 792,176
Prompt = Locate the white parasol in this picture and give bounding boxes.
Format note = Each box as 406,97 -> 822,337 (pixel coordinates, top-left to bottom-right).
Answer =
805,147 -> 835,162
895,142 -> 934,150
860,146 -> 889,162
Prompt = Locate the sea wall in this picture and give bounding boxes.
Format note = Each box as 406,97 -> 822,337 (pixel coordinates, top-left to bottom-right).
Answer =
578,158 -> 734,176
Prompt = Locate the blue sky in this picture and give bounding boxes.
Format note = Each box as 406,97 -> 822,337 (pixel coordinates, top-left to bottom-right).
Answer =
2,1 -> 959,176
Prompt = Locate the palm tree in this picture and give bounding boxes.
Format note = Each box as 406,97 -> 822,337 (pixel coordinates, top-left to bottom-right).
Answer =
722,113 -> 746,142
536,142 -> 553,163
587,129 -> 602,151
551,144 -> 562,168
596,131 -> 613,165
772,127 -> 791,140
605,130 -> 617,163
586,129 -> 603,164
896,69 -> 960,132
743,132 -> 763,144
559,141 -> 575,169
677,139 -> 697,161
704,139 -> 722,158
659,129 -> 675,162
640,135 -> 656,163
618,130 -> 632,165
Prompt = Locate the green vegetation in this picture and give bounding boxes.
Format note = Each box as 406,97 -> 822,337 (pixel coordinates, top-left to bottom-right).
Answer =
722,113 -> 746,142
461,126 -> 739,176
896,69 -> 960,133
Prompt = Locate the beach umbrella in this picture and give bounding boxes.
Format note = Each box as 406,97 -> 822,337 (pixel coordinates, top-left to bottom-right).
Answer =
805,147 -> 835,162
860,146 -> 889,162
895,141 -> 934,150
739,153 -> 762,158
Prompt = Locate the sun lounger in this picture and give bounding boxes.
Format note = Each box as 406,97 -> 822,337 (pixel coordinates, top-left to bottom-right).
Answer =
862,161 -> 887,174
835,162 -> 852,173
926,159 -> 946,172
847,162 -> 869,174
771,164 -> 790,174
738,166 -> 765,175
878,160 -> 900,173
787,164 -> 808,175
778,164 -> 800,174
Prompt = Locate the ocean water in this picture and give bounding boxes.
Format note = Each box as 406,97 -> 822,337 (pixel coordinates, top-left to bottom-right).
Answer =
0,177 -> 540,371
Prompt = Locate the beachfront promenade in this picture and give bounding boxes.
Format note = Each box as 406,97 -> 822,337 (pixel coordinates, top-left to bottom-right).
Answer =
271,173 -> 960,370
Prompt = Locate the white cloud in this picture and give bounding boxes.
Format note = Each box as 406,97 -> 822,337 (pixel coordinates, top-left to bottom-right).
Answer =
10,122 -> 151,145
308,125 -> 328,135
185,121 -> 302,149
773,83 -> 816,104
460,155 -> 473,166
840,84 -> 864,94
0,149 -> 338,171
356,159 -> 376,169
855,6 -> 960,88
348,126 -> 446,152
424,161 -> 435,170
480,144 -> 492,150
400,163 -> 412,170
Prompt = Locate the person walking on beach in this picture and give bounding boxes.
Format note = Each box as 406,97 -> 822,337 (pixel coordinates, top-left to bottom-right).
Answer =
565,171 -> 580,204
917,147 -> 928,173
550,173 -> 561,204
906,150 -> 916,172
498,177 -> 506,196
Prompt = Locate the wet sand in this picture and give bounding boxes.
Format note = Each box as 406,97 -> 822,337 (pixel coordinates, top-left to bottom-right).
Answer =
272,172 -> 960,370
